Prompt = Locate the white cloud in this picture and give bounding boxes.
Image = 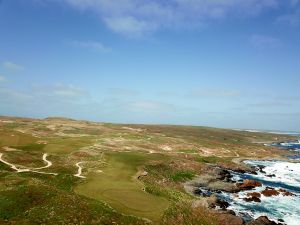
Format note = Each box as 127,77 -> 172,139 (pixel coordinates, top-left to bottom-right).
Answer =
56,0 -> 286,37
248,101 -> 291,108
188,89 -> 241,98
108,88 -> 139,97
0,87 -> 33,104
2,61 -> 24,71
70,40 -> 111,52
0,83 -> 91,120
277,10 -> 300,26
250,34 -> 282,48
51,84 -> 88,98
0,75 -> 5,82
104,16 -> 158,37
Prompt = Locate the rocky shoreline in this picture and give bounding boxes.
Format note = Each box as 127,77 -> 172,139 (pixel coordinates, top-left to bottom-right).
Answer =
185,164 -> 297,225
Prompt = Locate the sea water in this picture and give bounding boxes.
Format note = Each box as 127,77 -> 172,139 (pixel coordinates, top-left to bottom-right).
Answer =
270,141 -> 300,160
218,160 -> 300,225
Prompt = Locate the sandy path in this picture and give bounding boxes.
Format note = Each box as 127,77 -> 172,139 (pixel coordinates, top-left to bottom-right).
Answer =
33,154 -> 53,170
0,153 -> 30,172
74,162 -> 86,178
233,151 -> 240,157
0,153 -> 57,175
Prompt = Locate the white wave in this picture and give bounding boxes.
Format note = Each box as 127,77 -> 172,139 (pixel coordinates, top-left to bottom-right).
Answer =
221,160 -> 300,225
235,129 -> 300,136
244,160 -> 300,187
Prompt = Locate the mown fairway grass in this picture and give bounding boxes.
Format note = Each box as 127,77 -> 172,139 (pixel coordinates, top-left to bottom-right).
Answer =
75,152 -> 169,223
43,137 -> 94,154
0,129 -> 38,148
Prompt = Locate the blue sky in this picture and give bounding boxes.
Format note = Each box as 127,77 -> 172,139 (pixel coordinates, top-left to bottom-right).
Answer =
0,0 -> 300,131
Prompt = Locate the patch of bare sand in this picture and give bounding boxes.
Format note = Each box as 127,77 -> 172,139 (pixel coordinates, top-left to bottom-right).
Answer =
160,145 -> 172,151
2,146 -> 21,152
122,127 -> 143,132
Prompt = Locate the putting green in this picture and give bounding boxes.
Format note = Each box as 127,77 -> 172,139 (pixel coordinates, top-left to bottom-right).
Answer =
74,152 -> 169,222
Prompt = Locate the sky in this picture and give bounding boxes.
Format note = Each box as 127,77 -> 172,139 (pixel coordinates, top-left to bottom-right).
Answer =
0,0 -> 300,131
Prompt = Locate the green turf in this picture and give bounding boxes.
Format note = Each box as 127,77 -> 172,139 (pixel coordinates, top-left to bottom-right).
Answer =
170,171 -> 195,182
0,116 -> 293,224
177,149 -> 198,154
195,156 -> 223,164
74,152 -> 169,223
0,129 -> 38,148
43,137 -> 94,154
11,143 -> 45,152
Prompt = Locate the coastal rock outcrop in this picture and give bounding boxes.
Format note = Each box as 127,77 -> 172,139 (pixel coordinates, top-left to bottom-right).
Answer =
237,179 -> 262,190
278,188 -> 295,196
243,192 -> 261,202
184,167 -> 239,194
247,192 -> 261,198
246,216 -> 282,225
216,211 -> 244,225
261,187 -> 280,197
261,187 -> 295,197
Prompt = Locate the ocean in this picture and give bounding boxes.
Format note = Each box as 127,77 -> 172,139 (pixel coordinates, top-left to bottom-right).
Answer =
218,141 -> 300,225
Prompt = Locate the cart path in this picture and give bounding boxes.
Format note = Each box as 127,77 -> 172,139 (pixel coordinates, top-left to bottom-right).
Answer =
0,153 -> 57,175
74,162 -> 86,178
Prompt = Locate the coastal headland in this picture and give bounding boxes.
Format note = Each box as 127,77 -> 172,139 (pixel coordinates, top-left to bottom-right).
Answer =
0,116 -> 298,225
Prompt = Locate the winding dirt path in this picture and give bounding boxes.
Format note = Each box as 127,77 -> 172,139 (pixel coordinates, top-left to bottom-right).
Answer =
33,154 -> 53,170
74,162 -> 86,178
233,151 -> 240,157
0,153 -> 57,175
0,153 -> 30,172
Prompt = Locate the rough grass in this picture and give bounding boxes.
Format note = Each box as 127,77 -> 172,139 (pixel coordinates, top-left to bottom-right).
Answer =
0,116 -> 293,225
161,201 -> 218,225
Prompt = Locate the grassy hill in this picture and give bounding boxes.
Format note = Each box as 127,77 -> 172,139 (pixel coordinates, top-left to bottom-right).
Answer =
0,116 -> 293,224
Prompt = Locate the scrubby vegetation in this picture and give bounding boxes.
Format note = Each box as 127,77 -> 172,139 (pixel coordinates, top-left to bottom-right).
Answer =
0,116 -> 291,224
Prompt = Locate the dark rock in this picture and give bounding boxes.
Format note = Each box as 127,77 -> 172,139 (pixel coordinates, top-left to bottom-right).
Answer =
246,216 -> 281,225
215,199 -> 229,209
256,165 -> 266,174
244,191 -> 261,202
237,179 -> 262,190
240,212 -> 253,223
193,188 -> 212,197
226,210 -> 236,215
266,174 -> 276,178
247,192 -> 261,198
249,167 -> 258,175
234,169 -> 247,174
243,196 -> 261,203
214,168 -> 234,182
278,188 -> 295,196
216,212 -> 244,225
261,187 -> 280,197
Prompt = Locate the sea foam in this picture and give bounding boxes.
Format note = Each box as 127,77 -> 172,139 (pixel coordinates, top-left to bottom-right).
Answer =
221,160 -> 300,225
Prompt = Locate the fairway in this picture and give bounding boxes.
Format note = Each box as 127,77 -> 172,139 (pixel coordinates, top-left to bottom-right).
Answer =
43,137 -> 94,154
0,129 -> 38,148
75,152 -> 169,222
